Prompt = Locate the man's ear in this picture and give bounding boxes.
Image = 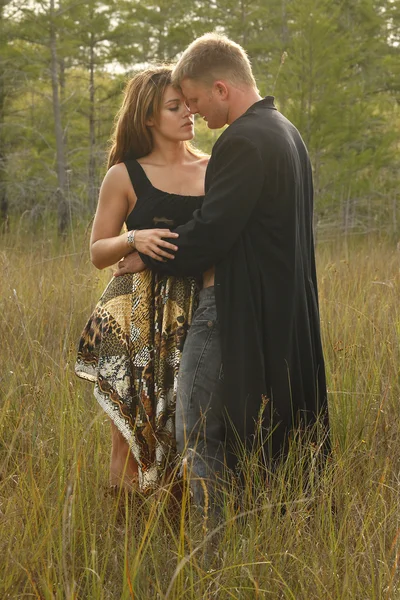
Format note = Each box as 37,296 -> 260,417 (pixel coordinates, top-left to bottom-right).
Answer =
213,80 -> 229,99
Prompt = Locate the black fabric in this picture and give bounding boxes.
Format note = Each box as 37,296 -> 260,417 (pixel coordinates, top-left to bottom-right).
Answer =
124,159 -> 203,231
124,159 -> 152,199
139,97 -> 329,458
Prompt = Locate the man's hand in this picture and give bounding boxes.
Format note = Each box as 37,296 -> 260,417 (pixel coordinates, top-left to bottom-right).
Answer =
114,252 -> 147,277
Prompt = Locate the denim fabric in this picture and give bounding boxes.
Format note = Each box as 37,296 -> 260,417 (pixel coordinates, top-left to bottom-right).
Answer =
176,286 -> 226,507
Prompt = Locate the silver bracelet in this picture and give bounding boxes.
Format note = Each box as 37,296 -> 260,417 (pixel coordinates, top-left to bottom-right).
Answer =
127,229 -> 136,249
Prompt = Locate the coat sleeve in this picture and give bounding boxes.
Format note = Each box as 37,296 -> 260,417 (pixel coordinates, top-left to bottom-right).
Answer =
139,134 -> 265,276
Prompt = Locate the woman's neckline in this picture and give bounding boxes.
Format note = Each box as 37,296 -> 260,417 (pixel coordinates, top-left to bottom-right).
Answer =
135,159 -> 204,198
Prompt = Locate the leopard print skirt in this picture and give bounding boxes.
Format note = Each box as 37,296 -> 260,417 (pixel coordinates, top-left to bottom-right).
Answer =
75,271 -> 199,492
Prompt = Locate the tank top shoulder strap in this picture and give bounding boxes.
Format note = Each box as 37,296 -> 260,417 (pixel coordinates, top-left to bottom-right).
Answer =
124,159 -> 153,198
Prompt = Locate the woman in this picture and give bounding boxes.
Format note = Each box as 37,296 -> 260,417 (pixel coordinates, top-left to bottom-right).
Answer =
75,66 -> 208,493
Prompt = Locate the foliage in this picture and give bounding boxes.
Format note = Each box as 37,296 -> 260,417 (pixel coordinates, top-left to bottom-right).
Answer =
0,0 -> 399,235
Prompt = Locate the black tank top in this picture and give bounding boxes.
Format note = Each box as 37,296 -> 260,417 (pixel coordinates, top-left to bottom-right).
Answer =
124,159 -> 204,231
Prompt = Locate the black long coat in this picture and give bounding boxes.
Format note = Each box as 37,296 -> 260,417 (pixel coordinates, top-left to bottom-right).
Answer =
140,97 -> 328,458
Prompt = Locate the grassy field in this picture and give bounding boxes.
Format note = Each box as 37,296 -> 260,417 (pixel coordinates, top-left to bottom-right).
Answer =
1,229 -> 399,599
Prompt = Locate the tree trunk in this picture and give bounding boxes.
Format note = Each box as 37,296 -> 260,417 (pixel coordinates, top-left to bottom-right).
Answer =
50,0 -> 68,234
88,31 -> 97,212
279,0 -> 288,113
0,0 -> 8,231
0,80 -> 8,231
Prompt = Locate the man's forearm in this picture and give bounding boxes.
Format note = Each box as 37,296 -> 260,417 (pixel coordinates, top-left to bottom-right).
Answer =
138,244 -> 213,277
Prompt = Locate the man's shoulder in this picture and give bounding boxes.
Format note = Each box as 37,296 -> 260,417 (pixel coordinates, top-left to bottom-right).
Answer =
212,111 -> 276,151
212,115 -> 267,151
228,107 -> 306,158
209,128 -> 263,166
209,106 -> 306,166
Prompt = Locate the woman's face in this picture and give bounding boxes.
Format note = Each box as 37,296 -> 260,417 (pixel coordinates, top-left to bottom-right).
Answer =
148,85 -> 194,142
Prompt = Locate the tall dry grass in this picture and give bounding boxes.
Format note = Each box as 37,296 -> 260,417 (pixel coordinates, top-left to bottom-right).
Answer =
0,229 -> 399,599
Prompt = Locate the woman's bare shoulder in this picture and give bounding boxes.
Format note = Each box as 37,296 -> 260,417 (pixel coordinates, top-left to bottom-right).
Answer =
104,162 -> 128,179
101,163 -> 132,188
100,163 -> 136,203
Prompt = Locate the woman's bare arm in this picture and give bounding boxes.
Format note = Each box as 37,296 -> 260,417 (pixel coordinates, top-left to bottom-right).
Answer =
90,165 -> 134,270
90,164 -> 179,270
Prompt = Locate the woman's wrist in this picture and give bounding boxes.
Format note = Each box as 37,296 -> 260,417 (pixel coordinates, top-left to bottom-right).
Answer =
126,230 -> 136,251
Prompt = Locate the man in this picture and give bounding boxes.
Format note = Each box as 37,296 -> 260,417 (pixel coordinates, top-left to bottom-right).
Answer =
120,33 -> 329,504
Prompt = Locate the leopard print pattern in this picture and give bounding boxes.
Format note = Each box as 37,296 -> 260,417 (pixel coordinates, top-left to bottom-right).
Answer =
75,270 -> 199,492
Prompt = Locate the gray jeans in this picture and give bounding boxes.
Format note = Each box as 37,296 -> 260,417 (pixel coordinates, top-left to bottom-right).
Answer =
176,286 -> 226,507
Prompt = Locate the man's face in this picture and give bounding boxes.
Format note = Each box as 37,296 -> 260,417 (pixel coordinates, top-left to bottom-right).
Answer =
180,78 -> 228,129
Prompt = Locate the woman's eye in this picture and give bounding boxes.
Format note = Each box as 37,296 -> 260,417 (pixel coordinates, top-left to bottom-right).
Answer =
169,106 -> 179,112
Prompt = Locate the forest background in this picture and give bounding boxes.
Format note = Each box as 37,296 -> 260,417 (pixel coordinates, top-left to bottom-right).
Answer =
0,0 -> 399,237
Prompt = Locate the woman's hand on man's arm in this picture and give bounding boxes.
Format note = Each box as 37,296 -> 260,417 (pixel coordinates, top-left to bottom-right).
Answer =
113,226 -> 180,276
134,229 -> 179,261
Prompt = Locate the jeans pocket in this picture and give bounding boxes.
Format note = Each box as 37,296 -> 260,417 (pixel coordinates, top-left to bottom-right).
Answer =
192,300 -> 217,324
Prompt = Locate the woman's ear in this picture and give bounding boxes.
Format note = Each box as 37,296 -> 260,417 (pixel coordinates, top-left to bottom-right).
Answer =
146,118 -> 154,127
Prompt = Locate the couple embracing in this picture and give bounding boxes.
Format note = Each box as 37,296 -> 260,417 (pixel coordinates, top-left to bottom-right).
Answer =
75,33 -> 329,509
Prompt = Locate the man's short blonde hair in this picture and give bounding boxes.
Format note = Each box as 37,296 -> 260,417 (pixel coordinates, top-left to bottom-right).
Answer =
172,33 -> 257,89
